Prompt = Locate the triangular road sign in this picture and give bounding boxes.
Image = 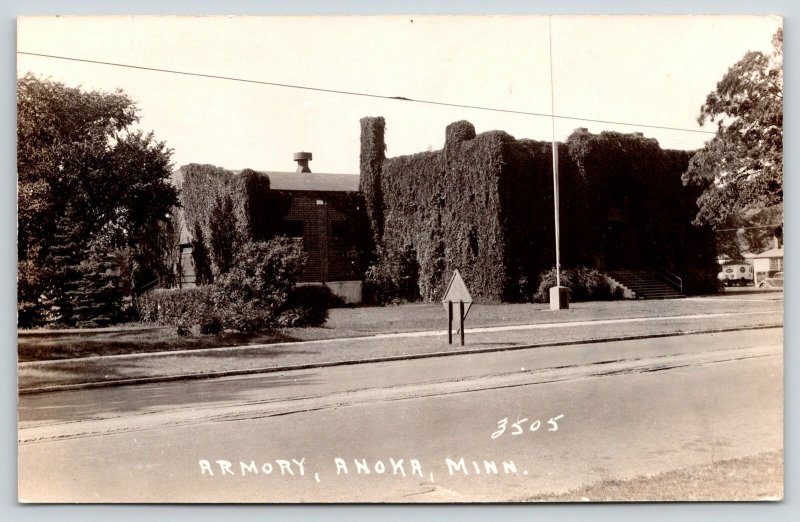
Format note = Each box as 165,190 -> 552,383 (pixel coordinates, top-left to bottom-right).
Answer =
442,269 -> 473,321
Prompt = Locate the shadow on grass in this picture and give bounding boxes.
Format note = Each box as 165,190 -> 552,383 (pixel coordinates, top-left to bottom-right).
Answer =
18,329 -> 304,362
19,369 -> 324,423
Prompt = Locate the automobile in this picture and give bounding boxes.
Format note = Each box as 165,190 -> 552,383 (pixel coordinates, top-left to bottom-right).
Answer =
717,264 -> 754,286
758,272 -> 783,288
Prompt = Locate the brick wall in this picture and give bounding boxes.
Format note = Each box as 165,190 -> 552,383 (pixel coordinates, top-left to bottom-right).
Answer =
278,191 -> 362,283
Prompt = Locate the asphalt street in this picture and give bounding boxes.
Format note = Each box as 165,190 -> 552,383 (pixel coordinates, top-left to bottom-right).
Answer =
18,327 -> 783,502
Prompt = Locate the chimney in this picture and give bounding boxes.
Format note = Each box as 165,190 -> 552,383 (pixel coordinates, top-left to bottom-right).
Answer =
294,152 -> 312,173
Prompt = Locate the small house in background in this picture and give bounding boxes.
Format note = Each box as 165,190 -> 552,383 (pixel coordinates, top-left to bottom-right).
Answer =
752,238 -> 784,286
175,153 -> 366,304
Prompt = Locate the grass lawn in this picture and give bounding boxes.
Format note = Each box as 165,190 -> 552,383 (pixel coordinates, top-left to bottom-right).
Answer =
17,326 -> 293,362
18,294 -> 782,362
528,450 -> 783,501
287,294 -> 782,340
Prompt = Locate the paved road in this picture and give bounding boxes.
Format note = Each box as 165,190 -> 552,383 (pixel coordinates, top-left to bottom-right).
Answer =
18,328 -> 783,502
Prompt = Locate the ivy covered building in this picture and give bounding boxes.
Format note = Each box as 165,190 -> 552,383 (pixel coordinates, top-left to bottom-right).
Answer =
172,154 -> 368,303
170,119 -> 717,307
359,117 -> 717,302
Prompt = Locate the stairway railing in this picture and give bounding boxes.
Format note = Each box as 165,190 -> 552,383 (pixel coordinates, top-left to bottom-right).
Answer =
138,278 -> 160,294
651,265 -> 683,294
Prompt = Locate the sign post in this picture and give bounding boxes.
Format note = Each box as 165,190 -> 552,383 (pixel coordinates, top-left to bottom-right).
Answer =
442,270 -> 473,346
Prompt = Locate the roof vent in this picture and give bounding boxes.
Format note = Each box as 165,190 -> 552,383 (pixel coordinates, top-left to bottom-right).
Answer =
293,152 -> 312,173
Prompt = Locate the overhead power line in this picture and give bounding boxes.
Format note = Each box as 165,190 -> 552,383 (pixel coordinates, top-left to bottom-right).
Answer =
714,224 -> 783,232
18,51 -> 716,135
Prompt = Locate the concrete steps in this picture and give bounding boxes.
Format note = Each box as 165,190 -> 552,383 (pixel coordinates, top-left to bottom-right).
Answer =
607,270 -> 684,299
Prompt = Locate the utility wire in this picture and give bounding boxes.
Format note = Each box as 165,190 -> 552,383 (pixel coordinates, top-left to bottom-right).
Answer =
714,224 -> 783,232
19,51 -> 717,135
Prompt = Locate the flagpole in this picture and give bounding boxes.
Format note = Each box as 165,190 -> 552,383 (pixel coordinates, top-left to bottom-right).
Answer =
548,16 -> 568,310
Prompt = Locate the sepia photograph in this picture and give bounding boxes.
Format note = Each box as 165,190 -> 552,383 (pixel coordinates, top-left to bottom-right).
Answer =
15,13 -> 784,503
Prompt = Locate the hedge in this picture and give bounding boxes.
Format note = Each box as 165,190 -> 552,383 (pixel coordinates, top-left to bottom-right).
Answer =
136,239 -> 334,331
136,285 -> 214,326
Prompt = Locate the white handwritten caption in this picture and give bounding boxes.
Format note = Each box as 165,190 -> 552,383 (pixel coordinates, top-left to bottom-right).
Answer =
198,457 -> 530,481
491,414 -> 565,439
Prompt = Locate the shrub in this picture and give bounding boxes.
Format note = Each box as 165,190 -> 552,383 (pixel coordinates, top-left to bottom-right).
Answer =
533,267 -> 620,303
533,268 -> 574,303
135,285 -> 214,325
176,324 -> 191,336
199,315 -> 224,335
681,267 -> 724,295
571,267 -> 615,301
212,238 -> 306,332
279,285 -> 336,327
137,239 -> 316,332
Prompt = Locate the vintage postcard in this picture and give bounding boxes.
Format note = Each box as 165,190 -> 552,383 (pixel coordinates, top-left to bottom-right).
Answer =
16,15 -> 783,502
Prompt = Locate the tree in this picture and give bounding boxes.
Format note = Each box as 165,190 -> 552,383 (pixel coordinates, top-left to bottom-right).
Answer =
683,29 -> 783,230
68,239 -> 126,327
17,74 -> 178,326
713,204 -> 783,261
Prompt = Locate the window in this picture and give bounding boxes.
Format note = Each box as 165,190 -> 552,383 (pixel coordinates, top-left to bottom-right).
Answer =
769,258 -> 783,271
468,228 -> 479,258
281,220 -> 304,238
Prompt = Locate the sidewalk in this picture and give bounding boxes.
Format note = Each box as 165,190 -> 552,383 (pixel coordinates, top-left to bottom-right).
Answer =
19,301 -> 783,393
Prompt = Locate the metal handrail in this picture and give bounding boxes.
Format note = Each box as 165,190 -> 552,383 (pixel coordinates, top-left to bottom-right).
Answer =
651,265 -> 683,294
138,279 -> 160,294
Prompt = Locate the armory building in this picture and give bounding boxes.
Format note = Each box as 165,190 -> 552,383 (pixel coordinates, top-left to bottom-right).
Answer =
170,118 -> 716,304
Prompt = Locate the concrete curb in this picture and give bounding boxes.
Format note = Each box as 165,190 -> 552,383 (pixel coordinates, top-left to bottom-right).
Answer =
18,323 -> 782,395
20,310 -> 780,365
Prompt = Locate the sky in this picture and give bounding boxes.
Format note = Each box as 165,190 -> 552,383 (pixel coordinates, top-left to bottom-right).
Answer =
17,15 -> 782,175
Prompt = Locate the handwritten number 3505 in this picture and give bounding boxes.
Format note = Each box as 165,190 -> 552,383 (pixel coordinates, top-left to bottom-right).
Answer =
491,415 -> 565,439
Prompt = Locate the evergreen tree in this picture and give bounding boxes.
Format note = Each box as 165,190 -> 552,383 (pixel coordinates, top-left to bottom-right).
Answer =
69,240 -> 124,327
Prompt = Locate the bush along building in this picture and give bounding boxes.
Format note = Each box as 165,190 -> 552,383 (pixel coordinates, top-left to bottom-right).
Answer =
172,154 -> 368,303
359,117 -> 718,303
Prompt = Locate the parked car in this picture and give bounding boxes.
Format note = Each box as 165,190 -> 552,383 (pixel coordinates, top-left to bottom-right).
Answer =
758,272 -> 783,288
717,264 -> 754,286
